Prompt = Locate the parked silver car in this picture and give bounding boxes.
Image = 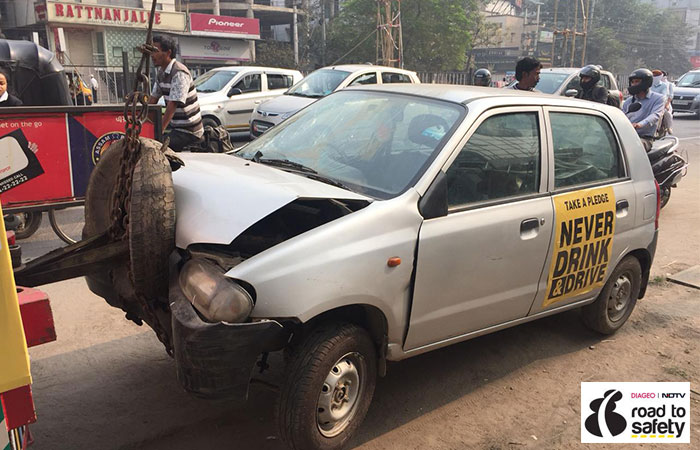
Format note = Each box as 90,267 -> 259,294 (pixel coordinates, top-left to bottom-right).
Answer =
523,67 -> 623,107
88,85 -> 660,450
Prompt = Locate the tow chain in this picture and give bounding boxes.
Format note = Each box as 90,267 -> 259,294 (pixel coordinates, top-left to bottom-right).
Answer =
109,0 -> 173,356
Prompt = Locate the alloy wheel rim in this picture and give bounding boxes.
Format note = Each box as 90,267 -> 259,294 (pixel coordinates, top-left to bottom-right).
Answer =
607,272 -> 632,322
316,352 -> 363,438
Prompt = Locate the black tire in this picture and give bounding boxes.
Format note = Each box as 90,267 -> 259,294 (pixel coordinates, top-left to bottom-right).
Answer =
660,186 -> 671,209
14,211 -> 42,240
278,323 -> 377,450
581,256 -> 642,334
128,139 -> 175,299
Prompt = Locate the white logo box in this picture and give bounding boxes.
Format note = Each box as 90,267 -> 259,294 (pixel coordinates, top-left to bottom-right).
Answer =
581,382 -> 690,443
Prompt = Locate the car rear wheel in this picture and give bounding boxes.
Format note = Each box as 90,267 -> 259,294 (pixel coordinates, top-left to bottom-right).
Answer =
12,211 -> 43,240
581,256 -> 641,334
278,323 -> 377,450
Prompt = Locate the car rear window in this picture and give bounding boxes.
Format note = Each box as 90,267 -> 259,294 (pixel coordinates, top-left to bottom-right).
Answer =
550,112 -> 622,188
267,74 -> 294,90
382,72 -> 412,84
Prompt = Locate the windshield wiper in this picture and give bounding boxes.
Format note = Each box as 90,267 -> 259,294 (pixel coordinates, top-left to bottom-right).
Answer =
257,157 -> 351,190
258,157 -> 318,173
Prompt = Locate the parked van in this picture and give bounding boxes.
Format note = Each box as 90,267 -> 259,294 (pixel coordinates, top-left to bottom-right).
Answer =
193,66 -> 303,132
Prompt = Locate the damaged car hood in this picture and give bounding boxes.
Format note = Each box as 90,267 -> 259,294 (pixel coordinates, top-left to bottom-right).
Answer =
172,153 -> 371,248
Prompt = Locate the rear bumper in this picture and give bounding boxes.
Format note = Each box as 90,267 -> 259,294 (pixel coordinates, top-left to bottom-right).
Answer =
638,230 -> 658,299
170,276 -> 290,401
671,98 -> 699,113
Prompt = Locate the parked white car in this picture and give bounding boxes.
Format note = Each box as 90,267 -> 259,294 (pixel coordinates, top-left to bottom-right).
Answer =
249,64 -> 420,137
192,66 -> 303,132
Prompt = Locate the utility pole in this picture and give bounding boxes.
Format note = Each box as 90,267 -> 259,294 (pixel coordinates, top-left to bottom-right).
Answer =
570,0 -> 579,67
551,0 -> 559,66
581,0 -> 590,66
376,0 -> 402,67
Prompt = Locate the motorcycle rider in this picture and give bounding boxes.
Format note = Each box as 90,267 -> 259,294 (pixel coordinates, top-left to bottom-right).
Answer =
473,68 -> 492,87
622,68 -> 665,151
575,65 -> 608,104
651,69 -> 673,135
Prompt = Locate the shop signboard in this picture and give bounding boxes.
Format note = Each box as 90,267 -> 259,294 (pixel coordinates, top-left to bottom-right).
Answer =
178,36 -> 252,62
0,108 -> 157,209
190,13 -> 260,39
45,1 -> 186,31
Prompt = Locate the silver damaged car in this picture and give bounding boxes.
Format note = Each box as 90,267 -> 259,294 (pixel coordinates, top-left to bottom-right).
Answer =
86,85 -> 660,450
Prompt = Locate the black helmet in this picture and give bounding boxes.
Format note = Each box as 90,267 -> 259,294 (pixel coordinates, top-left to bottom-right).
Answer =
628,68 -> 653,95
473,68 -> 491,87
579,65 -> 601,90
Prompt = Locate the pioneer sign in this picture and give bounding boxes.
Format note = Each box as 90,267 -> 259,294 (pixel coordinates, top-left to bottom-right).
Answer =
189,13 -> 260,39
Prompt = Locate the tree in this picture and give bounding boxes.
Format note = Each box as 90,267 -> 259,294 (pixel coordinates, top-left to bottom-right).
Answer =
323,0 -> 480,71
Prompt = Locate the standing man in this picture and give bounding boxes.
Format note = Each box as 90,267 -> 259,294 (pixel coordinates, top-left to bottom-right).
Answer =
506,57 -> 541,92
623,68 -> 665,151
575,65 -> 608,104
148,35 -> 203,151
90,74 -> 99,103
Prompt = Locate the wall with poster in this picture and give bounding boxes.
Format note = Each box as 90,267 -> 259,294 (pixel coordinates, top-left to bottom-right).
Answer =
0,106 -> 159,210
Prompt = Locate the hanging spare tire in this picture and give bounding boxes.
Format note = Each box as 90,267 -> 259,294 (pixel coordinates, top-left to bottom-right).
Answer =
83,137 -> 175,305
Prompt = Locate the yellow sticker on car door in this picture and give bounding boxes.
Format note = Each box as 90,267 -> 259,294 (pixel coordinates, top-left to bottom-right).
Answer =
543,186 -> 616,307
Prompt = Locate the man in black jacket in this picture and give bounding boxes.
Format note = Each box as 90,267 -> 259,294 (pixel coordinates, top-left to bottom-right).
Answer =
575,65 -> 608,104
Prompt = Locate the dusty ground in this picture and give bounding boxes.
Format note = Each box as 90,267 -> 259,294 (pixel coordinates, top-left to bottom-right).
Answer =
18,117 -> 700,449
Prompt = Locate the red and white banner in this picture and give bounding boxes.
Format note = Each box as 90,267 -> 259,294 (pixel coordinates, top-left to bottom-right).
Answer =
189,13 -> 260,39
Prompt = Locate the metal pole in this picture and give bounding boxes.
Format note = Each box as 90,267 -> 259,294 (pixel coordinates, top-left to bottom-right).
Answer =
398,0 -> 404,68
121,50 -> 129,100
570,0 -> 579,66
293,6 -> 299,67
581,0 -> 590,66
551,0 -> 558,66
213,0 -> 220,15
534,3 -> 541,57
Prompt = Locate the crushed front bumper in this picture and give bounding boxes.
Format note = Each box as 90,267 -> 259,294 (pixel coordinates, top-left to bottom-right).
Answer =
170,276 -> 290,401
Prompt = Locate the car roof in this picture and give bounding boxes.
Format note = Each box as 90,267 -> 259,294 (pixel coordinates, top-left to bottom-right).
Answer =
344,83 -> 614,108
209,66 -> 301,74
542,67 -> 614,75
320,64 -> 417,75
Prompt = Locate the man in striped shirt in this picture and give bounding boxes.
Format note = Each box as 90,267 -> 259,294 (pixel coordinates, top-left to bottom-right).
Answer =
148,35 -> 204,151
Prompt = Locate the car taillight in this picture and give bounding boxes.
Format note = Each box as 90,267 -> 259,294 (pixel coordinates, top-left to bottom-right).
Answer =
655,180 -> 661,230
619,92 -> 623,106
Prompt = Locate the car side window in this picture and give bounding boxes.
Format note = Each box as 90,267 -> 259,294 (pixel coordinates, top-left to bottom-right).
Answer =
382,72 -> 411,83
233,74 -> 261,93
601,74 -> 612,89
550,112 -> 622,189
267,74 -> 294,90
349,72 -> 377,86
445,112 -> 541,208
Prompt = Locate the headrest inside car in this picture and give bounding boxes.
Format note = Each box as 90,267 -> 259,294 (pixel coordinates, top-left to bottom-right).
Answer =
408,114 -> 449,147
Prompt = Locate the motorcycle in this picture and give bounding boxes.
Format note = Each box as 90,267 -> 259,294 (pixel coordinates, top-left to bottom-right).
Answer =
646,136 -> 688,209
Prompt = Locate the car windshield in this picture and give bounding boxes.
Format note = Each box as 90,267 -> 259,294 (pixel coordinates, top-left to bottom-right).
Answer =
536,72 -> 573,94
286,69 -> 351,98
194,70 -> 238,93
237,90 -> 465,199
676,72 -> 700,87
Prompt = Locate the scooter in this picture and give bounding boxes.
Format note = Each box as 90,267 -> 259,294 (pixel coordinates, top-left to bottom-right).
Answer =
646,136 -> 688,209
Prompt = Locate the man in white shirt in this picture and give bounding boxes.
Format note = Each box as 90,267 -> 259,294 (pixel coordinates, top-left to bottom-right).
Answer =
90,74 -> 99,104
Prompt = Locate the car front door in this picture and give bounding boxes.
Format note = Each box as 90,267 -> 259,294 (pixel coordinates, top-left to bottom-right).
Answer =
529,107 -> 635,314
223,72 -> 265,131
404,107 -> 555,351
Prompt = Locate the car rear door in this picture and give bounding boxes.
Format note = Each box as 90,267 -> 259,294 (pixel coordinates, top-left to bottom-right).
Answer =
528,107 -> 636,314
404,107 -> 554,351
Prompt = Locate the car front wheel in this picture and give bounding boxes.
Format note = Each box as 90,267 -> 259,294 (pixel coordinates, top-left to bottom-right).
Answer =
278,323 -> 377,450
581,256 -> 642,334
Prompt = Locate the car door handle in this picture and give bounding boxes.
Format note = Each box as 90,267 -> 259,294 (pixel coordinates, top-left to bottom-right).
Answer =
520,218 -> 541,240
616,199 -> 629,211
254,100 -> 262,104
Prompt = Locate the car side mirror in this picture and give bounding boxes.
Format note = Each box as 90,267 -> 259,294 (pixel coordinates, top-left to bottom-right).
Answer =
419,171 -> 448,220
227,87 -> 243,97
565,89 -> 578,97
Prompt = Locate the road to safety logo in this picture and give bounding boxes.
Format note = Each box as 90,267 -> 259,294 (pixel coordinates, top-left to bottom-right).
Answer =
91,132 -> 124,165
543,186 -> 616,307
581,382 -> 690,443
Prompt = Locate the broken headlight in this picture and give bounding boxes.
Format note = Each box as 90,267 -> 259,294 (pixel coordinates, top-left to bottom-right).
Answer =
179,258 -> 254,323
